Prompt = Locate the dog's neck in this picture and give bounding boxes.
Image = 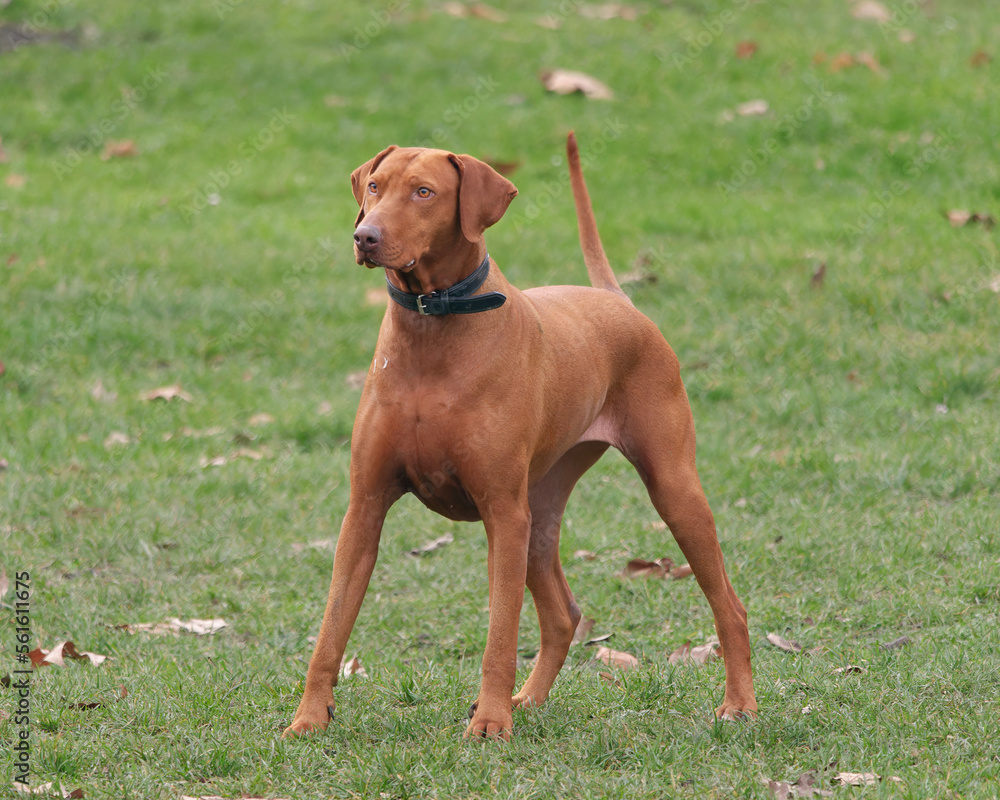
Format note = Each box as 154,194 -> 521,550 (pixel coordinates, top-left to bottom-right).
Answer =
385,241 -> 488,296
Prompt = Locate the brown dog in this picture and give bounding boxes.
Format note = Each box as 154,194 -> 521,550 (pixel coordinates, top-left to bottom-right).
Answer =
284,133 -> 757,740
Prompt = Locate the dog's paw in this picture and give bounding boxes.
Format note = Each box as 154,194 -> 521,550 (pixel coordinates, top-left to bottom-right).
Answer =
282,704 -> 335,738
715,698 -> 758,722
465,703 -> 513,741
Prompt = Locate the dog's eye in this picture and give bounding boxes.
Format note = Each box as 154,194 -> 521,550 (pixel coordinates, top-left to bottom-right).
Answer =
368,182 -> 377,194
416,187 -> 433,198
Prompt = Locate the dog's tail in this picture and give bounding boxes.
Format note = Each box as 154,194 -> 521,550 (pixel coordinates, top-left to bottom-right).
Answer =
567,131 -> 627,298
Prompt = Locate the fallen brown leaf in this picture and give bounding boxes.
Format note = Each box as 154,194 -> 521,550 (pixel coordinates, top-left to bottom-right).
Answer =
764,771 -> 833,798
833,772 -> 879,786
291,537 -> 335,554
856,51 -> 883,73
12,783 -> 85,798
598,670 -> 621,687
595,645 -> 639,670
408,532 -> 453,557
945,209 -> 995,229
578,3 -> 639,21
101,139 -> 138,160
340,653 -> 367,678
141,384 -> 192,402
483,157 -> 521,176
766,632 -> 802,653
622,556 -> 674,578
970,49 -> 992,67
27,641 -> 107,669
810,262 -> 826,289
668,639 -> 719,665
735,40 -> 758,59
573,549 -> 597,561
851,1 -> 891,22
833,664 -> 867,675
736,99 -> 769,116
122,617 -> 226,636
571,616 -> 596,644
443,2 -> 506,21
5,174 -> 26,188
540,69 -> 614,100
829,52 -> 855,72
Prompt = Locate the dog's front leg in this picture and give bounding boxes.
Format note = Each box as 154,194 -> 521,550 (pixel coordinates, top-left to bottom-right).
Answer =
466,498 -> 531,741
284,494 -> 393,737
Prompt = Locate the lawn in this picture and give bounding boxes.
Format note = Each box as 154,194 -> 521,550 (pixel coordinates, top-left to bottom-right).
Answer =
1,0 -> 998,797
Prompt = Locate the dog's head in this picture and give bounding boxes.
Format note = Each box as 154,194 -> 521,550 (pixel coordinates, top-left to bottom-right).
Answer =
350,146 -> 517,273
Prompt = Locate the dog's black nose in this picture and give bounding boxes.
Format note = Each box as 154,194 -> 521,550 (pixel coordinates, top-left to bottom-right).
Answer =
354,225 -> 381,251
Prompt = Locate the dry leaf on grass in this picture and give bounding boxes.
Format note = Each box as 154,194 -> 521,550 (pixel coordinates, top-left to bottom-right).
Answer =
881,635 -> 911,651
140,384 -> 192,402
291,537 -> 335,554
121,617 -> 226,636
735,40 -> 758,59
5,174 -> 26,187
571,616 -> 596,644
945,209 -> 995,229
408,532 -> 453,557
12,783 -> 85,798
442,2 -> 506,21
573,549 -> 597,561
540,69 -> 614,100
103,431 -> 130,449
668,639 -> 719,665
28,640 -> 107,669
578,3 -> 640,21
851,0 -> 891,22
101,139 -> 138,160
766,632 -> 802,653
829,52 -> 855,72
970,49 -> 992,67
833,664 -> 866,675
598,671 -> 621,687
736,99 -> 769,116
594,646 -> 639,670
764,771 -> 832,798
621,557 -> 693,580
248,412 -> 275,426
833,772 -> 880,786
340,654 -> 367,678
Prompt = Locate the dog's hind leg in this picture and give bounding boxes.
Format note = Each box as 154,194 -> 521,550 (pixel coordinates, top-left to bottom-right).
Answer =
513,441 -> 609,710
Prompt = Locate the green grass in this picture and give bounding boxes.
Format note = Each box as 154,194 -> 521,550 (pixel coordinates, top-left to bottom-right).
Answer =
2,0 -> 999,797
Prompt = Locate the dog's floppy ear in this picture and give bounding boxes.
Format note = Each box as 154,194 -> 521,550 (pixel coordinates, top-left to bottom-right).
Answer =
351,145 -> 398,226
447,154 -> 518,242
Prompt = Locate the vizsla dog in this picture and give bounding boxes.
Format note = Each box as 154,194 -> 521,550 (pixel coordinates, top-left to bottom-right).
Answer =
284,133 -> 757,740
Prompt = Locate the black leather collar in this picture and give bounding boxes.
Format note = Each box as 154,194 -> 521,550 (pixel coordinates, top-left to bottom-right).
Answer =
384,254 -> 507,316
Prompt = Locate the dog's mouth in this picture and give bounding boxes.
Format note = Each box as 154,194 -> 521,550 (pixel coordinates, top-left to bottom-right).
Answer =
360,255 -> 417,272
